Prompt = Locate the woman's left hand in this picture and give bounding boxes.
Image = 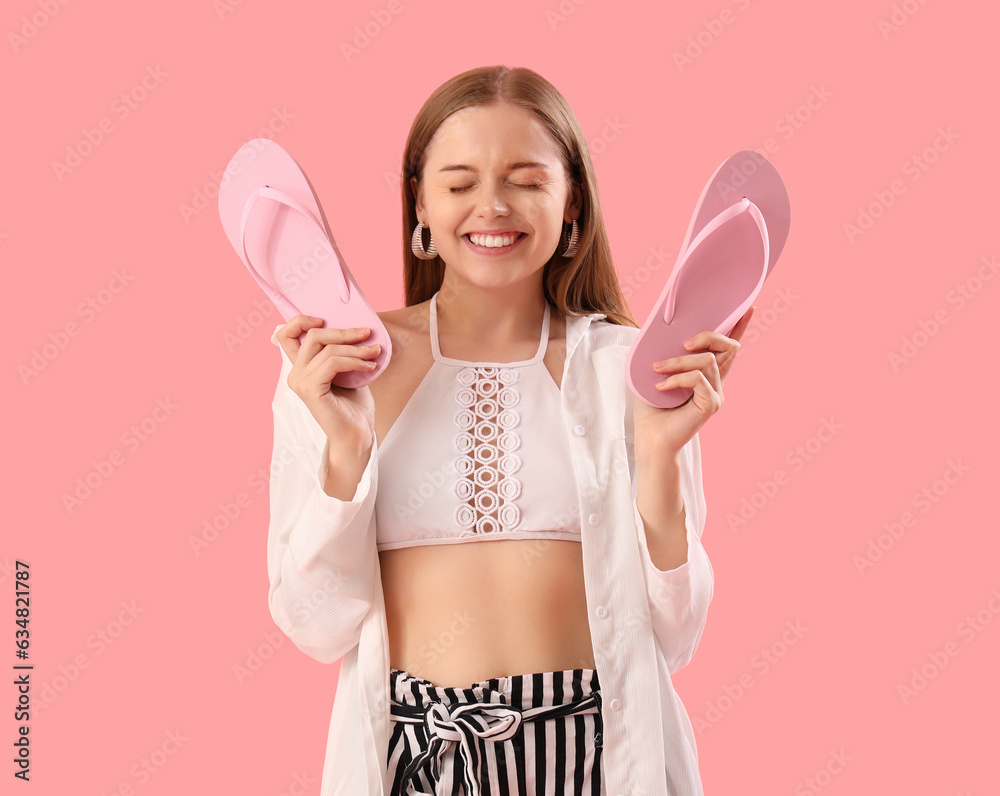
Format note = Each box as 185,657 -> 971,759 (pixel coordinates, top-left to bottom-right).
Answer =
634,306 -> 755,462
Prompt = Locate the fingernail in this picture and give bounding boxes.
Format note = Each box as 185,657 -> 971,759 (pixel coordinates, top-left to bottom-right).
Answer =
309,316 -> 323,322
683,339 -> 695,348
355,327 -> 369,334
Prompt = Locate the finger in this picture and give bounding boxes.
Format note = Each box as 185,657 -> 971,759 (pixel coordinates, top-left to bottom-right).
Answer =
654,368 -> 722,415
652,351 -> 719,372
296,324 -> 374,368
309,350 -> 381,389
681,307 -> 755,355
306,341 -> 381,376
653,351 -> 722,393
275,314 -> 324,365
715,308 -> 755,382
293,339 -> 382,398
672,330 -> 743,388
676,330 -> 742,360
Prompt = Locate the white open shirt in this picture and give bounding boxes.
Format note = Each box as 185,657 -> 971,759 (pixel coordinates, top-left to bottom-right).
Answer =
267,308 -> 713,795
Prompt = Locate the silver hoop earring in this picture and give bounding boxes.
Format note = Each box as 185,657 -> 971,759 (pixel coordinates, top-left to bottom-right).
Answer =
559,218 -> 579,258
411,221 -> 438,260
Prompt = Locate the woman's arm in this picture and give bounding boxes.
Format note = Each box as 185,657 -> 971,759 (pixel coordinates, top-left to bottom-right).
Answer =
626,307 -> 752,673
635,451 -> 688,571
630,433 -> 714,675
265,329 -> 380,664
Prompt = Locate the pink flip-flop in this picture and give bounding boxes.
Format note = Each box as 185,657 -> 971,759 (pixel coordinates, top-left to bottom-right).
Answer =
678,150 -> 790,280
218,138 -> 391,388
625,151 -> 790,409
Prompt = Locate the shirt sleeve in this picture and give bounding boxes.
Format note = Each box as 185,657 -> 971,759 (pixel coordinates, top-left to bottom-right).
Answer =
265,324 -> 380,665
628,426 -> 714,675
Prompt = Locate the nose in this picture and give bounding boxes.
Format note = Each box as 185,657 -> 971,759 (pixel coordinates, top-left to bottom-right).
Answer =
475,181 -> 511,218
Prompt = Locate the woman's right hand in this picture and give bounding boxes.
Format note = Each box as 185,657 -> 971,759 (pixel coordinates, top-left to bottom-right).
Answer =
274,315 -> 380,456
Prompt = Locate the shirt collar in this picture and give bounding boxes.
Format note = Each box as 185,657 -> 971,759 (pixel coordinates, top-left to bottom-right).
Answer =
564,309 -> 606,361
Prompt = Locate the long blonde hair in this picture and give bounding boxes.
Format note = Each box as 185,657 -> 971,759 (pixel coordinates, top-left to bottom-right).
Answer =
399,65 -> 638,328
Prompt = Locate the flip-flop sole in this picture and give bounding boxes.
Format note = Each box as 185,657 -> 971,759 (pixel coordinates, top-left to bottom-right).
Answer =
626,199 -> 769,409
678,150 -> 789,279
218,138 -> 390,389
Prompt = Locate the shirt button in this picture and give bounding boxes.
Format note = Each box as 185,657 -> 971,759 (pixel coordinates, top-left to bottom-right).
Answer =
573,424 -> 586,436
596,605 -> 608,619
588,513 -> 600,526
609,698 -> 622,711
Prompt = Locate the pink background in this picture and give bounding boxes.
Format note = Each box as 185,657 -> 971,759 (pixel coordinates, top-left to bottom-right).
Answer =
4,0 -> 997,793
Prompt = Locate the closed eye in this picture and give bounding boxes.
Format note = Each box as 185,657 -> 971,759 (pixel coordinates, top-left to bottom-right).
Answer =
449,183 -> 543,193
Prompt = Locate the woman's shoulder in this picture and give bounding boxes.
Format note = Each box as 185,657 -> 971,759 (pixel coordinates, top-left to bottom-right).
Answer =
578,314 -> 640,348
377,301 -> 427,332
375,302 -> 433,353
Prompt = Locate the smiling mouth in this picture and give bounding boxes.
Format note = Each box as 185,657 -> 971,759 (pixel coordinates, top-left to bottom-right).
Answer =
464,232 -> 527,251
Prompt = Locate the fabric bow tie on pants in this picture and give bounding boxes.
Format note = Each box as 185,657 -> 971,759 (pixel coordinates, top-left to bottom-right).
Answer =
390,686 -> 602,795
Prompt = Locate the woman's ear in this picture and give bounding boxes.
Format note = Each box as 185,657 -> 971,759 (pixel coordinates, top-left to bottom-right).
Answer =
566,179 -> 583,221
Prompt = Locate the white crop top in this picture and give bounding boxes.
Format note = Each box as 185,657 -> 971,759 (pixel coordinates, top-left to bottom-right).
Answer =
374,291 -> 582,551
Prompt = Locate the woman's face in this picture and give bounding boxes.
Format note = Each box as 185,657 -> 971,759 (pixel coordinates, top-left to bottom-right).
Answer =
411,102 -> 581,291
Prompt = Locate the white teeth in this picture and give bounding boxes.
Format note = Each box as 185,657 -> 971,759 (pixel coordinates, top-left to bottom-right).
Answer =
469,233 -> 520,248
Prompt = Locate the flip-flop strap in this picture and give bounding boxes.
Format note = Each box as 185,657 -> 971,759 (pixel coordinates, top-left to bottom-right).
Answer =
239,185 -> 351,304
663,197 -> 770,324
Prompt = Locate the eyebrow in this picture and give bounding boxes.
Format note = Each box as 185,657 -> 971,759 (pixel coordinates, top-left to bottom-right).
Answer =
437,161 -> 551,173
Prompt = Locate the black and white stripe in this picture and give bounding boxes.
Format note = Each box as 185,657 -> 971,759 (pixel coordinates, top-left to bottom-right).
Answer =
387,667 -> 603,795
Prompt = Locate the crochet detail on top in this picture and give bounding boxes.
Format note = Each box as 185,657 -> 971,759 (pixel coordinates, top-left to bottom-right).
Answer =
453,366 -> 522,536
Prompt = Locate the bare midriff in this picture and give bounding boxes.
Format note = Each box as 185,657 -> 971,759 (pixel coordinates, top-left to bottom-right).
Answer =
367,302 -> 594,690
379,539 -> 596,689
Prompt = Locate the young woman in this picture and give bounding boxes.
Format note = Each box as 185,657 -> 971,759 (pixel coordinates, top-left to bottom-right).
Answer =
267,65 -> 751,796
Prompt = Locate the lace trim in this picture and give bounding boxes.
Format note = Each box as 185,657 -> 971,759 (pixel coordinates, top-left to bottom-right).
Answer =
453,367 -> 522,535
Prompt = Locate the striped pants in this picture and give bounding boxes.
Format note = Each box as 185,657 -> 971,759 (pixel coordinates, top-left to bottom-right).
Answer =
386,667 -> 604,795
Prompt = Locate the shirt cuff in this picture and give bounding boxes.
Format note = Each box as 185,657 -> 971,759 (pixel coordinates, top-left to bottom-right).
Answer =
632,486 -> 713,673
